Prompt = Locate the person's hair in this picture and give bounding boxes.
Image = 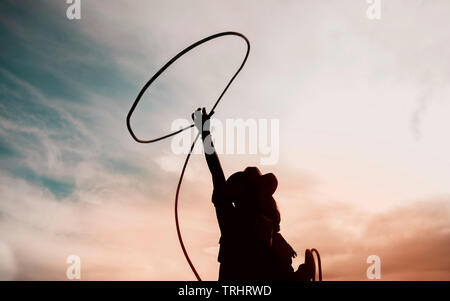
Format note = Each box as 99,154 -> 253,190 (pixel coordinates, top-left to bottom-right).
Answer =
260,196 -> 281,233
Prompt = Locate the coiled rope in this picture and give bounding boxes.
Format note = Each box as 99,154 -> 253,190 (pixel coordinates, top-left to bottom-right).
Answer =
311,248 -> 322,281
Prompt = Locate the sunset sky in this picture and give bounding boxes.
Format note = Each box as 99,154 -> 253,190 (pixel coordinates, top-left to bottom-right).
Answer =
0,0 -> 449,280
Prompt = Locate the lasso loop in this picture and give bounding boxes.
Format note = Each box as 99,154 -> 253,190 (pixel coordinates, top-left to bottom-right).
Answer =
127,32 -> 250,281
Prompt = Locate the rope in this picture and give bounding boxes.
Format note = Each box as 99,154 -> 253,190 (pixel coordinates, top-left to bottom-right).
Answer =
311,248 -> 322,281
126,32 -> 250,281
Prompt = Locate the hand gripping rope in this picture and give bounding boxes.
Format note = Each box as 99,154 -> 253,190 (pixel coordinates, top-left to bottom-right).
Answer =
126,31 -> 322,281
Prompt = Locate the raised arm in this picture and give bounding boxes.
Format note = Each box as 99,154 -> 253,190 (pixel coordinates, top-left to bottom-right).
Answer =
192,108 -> 226,189
193,108 -> 235,239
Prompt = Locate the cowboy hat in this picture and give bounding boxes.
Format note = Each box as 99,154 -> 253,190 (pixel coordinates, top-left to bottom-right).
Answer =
226,166 -> 278,197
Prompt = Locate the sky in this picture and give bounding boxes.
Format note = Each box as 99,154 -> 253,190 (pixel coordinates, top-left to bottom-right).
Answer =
0,0 -> 449,280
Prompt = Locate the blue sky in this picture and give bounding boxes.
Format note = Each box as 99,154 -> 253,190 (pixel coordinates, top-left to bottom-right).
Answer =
0,0 -> 449,280
0,1 -> 154,200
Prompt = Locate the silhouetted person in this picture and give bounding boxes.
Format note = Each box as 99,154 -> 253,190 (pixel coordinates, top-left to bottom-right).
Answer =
192,108 -> 315,280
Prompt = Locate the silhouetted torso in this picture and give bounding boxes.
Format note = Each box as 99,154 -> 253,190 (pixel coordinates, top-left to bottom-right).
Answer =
213,186 -> 288,280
